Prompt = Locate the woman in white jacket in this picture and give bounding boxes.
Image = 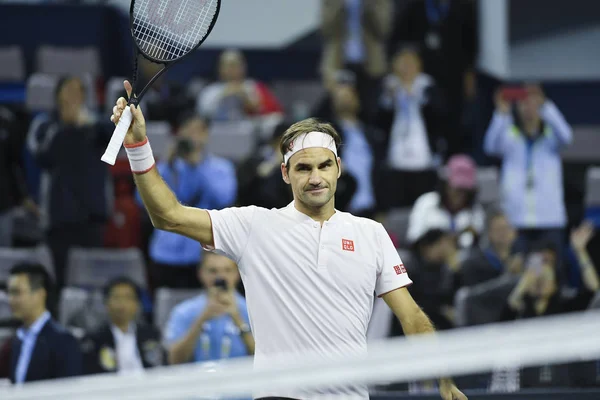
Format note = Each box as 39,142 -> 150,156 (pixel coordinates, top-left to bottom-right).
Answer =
407,154 -> 485,246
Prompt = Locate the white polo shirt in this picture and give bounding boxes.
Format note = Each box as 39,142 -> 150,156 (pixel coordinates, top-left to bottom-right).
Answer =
206,202 -> 412,399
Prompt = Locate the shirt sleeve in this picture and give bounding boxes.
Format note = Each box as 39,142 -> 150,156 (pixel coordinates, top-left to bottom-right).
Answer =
375,223 -> 413,297
204,206 -> 257,263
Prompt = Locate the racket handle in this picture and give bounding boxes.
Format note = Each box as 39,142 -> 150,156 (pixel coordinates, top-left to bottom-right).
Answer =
101,106 -> 133,165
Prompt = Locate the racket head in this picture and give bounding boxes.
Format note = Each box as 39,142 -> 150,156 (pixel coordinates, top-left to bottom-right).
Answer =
129,0 -> 220,65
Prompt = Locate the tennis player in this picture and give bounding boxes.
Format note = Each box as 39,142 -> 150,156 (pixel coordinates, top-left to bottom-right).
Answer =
111,81 -> 466,400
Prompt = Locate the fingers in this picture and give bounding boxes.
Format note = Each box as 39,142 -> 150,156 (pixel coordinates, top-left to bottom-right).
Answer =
130,104 -> 146,125
124,80 -> 133,98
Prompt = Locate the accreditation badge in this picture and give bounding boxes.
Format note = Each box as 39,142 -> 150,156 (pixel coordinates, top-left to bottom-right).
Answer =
99,346 -> 117,371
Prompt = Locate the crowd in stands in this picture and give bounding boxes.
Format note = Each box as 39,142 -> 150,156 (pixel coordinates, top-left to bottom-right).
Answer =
0,0 -> 599,393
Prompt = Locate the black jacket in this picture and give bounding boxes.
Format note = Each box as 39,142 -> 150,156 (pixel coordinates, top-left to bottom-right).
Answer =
9,318 -> 83,383
0,106 -> 28,212
82,322 -> 164,374
28,115 -> 113,229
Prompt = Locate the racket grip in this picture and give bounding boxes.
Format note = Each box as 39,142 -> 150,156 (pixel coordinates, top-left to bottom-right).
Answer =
101,106 -> 133,165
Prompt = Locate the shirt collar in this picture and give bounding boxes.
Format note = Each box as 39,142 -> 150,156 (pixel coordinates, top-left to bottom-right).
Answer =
111,323 -> 137,339
283,201 -> 340,224
17,311 -> 50,340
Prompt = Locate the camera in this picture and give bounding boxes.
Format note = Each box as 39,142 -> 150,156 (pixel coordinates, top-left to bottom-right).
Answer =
214,278 -> 228,291
176,138 -> 195,157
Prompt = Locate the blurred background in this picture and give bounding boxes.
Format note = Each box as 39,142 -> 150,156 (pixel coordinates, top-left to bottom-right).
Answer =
0,0 -> 600,398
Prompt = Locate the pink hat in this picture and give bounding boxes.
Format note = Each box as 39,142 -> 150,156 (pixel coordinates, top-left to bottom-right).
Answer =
446,154 -> 477,189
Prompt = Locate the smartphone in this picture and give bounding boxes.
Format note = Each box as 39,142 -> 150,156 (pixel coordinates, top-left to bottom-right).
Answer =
214,278 -> 228,291
526,252 -> 544,275
502,86 -> 528,101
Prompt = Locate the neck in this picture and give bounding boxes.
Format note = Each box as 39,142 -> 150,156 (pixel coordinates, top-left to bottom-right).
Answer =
523,117 -> 541,136
23,309 -> 46,329
338,113 -> 358,123
114,321 -> 131,333
295,199 -> 336,224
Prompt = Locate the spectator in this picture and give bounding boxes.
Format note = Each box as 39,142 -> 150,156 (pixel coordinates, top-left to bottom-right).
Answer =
320,0 -> 393,121
0,106 -> 38,247
137,58 -> 196,127
7,263 -> 82,383
165,253 -> 254,364
82,277 -> 163,375
484,85 -> 572,260
376,46 -> 447,209
460,210 -> 523,287
501,240 -> 595,321
408,229 -> 461,330
197,49 -> 282,121
311,69 -> 357,123
389,0 -> 478,154
570,221 -> 600,294
27,76 -> 113,288
407,154 -> 485,246
331,84 -> 385,217
139,113 -> 236,289
236,121 -> 293,210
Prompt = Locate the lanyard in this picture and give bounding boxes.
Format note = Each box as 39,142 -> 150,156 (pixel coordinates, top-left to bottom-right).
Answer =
484,249 -> 504,271
425,0 -> 450,25
525,138 -> 535,189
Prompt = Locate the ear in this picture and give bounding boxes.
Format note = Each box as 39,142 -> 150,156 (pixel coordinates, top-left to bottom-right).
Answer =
336,157 -> 342,178
281,162 -> 291,185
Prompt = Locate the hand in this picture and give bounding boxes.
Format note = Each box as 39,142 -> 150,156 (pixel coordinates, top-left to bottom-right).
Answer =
439,379 -> 467,400
110,80 -> 147,145
571,221 -> 594,253
494,88 -> 510,114
200,289 -> 231,321
22,197 -> 41,218
506,253 -> 524,275
224,82 -> 245,96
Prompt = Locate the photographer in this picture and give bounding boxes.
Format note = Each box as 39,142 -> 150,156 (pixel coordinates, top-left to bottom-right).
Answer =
165,253 -> 253,364
139,113 -> 237,289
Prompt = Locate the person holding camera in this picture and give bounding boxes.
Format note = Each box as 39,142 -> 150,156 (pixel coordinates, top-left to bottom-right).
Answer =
165,253 -> 254,364
484,84 -> 572,261
139,113 -> 237,289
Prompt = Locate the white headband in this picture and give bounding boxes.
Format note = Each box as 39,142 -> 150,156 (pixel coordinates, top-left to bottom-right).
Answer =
283,131 -> 338,164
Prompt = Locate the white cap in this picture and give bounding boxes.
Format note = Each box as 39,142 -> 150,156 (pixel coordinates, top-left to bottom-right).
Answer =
283,131 -> 338,164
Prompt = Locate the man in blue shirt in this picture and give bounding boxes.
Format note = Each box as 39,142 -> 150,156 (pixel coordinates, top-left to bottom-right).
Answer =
8,262 -> 82,383
165,252 -> 253,364
139,113 -> 237,289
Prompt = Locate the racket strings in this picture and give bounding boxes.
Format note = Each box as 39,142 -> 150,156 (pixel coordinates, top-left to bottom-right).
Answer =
132,0 -> 217,62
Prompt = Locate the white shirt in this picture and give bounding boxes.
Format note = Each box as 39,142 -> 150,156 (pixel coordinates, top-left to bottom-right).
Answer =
111,324 -> 144,374
206,202 -> 412,399
406,192 -> 486,243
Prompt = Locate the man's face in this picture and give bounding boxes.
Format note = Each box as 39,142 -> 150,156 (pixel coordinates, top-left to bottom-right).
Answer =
106,284 -> 139,326
8,274 -> 43,322
332,85 -> 359,116
199,254 -> 239,291
179,118 -> 209,151
282,148 -> 340,210
219,53 -> 246,82
393,51 -> 421,82
488,215 -> 516,250
57,78 -> 85,112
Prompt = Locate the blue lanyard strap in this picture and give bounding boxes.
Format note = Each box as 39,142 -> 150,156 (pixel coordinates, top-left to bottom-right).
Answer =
425,0 -> 450,25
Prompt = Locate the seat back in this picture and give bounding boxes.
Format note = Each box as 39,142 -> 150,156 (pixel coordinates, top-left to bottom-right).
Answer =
154,287 -> 199,332
383,208 -> 412,248
35,46 -> 101,77
208,120 -> 257,163
0,46 -> 25,82
0,246 -> 55,286
66,248 -> 148,290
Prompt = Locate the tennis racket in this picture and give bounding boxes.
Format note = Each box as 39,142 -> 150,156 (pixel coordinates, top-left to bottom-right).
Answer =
101,0 -> 221,165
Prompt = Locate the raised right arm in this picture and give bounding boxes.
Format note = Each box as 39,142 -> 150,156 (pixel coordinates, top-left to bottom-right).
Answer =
111,80 -> 213,246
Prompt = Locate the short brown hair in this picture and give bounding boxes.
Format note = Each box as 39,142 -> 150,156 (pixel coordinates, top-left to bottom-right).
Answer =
279,118 -> 341,164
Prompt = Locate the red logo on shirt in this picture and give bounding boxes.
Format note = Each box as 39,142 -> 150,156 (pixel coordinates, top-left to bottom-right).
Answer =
342,239 -> 354,252
393,264 -> 406,275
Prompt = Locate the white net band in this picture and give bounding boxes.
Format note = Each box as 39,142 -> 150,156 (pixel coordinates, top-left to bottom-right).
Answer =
2,310 -> 600,399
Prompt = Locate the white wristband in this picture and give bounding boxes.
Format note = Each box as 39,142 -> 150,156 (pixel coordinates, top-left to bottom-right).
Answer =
124,137 -> 155,174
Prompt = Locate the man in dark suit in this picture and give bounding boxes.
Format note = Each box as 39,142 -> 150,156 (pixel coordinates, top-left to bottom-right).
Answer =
7,262 -> 82,383
82,277 -> 163,374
